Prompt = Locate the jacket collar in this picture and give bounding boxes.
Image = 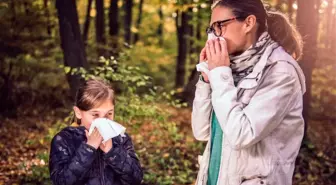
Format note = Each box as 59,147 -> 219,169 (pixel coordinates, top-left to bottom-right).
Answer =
237,45 -> 306,95
237,43 -> 279,89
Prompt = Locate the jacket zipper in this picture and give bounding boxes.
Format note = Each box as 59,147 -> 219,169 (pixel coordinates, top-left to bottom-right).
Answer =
99,151 -> 106,185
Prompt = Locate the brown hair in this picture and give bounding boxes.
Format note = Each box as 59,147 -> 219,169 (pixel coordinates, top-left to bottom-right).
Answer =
212,0 -> 303,60
75,78 -> 115,111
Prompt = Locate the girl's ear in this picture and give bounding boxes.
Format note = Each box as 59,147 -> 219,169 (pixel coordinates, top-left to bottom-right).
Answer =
73,106 -> 82,119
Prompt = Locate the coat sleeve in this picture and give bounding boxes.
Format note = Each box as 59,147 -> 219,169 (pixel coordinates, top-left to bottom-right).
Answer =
49,134 -> 97,185
103,134 -> 143,185
191,77 -> 212,141
208,65 -> 301,150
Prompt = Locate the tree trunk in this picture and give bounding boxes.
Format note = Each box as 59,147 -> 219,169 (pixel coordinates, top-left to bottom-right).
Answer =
124,0 -> 133,44
109,0 -> 119,55
133,0 -> 144,44
56,0 -> 89,98
287,0 -> 294,22
95,0 -> 106,56
324,0 -> 334,50
188,7 -> 195,59
83,0 -> 93,43
331,7 -> 336,51
296,0 -> 319,134
275,0 -> 284,10
183,6 -> 203,105
175,9 -> 190,88
23,1 -> 29,16
44,0 -> 52,36
109,0 -> 119,36
157,4 -> 164,46
196,5 -> 202,53
0,62 -> 15,113
10,0 -> 16,24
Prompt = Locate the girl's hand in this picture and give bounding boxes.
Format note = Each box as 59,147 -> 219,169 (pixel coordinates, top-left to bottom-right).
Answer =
206,38 -> 230,70
100,139 -> 113,153
85,128 -> 103,149
199,47 -> 209,83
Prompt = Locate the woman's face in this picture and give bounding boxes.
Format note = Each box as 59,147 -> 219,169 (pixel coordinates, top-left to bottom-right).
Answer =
210,6 -> 249,55
74,99 -> 115,130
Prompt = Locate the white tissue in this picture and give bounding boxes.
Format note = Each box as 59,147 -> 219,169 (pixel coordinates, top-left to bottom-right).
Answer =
89,118 -> 126,142
196,61 -> 209,75
207,33 -> 225,41
195,33 -> 225,75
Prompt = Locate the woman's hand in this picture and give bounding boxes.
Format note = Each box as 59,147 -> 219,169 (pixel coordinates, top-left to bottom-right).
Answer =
85,128 -> 103,149
100,139 -> 113,153
199,47 -> 209,83
206,38 -> 230,70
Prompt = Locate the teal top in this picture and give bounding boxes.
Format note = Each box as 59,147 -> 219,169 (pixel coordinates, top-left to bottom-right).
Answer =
207,111 -> 223,185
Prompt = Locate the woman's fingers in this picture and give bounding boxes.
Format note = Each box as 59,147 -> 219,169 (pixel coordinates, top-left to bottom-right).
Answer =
208,40 -> 216,55
205,42 -> 212,60
214,39 -> 221,54
200,47 -> 207,61
219,39 -> 228,56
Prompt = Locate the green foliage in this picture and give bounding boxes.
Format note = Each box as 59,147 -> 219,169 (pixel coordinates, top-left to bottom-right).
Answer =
293,139 -> 336,185
22,56 -> 198,185
2,0 -> 336,184
311,64 -> 336,120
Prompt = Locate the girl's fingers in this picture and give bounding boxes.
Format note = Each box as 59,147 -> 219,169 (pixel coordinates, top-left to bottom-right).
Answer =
85,130 -> 89,138
93,128 -> 100,137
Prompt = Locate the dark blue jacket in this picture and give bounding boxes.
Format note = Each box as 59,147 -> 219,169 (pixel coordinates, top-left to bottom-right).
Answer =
49,126 -> 143,185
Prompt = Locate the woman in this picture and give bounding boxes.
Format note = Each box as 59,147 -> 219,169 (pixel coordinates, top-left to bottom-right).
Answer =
49,79 -> 143,185
192,0 -> 306,185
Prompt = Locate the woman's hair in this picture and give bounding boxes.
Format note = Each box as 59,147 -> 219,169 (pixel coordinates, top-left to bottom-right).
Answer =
212,0 -> 303,60
75,78 -> 115,111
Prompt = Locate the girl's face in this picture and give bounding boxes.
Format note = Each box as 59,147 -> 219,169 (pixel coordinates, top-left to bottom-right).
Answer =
74,99 -> 115,130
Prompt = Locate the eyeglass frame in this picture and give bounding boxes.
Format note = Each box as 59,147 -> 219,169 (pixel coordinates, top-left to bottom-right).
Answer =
206,16 -> 246,37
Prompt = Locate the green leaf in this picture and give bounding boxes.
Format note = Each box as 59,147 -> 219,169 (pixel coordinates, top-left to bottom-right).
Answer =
64,66 -> 71,74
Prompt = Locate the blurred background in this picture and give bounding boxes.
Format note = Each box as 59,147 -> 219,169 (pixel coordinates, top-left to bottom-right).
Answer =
0,0 -> 335,184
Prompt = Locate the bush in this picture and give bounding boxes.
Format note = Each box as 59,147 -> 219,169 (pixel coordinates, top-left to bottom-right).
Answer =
21,56 -> 202,185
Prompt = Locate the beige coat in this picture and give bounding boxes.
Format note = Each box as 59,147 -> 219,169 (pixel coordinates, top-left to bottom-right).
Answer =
192,46 -> 306,185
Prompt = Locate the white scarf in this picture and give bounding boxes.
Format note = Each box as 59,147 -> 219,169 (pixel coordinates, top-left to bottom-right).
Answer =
196,32 -> 279,86
230,32 -> 278,85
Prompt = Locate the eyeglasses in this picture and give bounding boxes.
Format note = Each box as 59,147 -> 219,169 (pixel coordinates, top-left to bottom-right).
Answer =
206,17 -> 245,37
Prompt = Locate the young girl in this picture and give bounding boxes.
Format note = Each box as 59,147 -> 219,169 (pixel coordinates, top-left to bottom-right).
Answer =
192,0 -> 305,185
49,79 -> 143,185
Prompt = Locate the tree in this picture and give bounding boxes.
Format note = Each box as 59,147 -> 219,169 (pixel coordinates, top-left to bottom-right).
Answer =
44,0 -> 52,36
109,0 -> 119,37
134,0 -> 144,44
188,6 -> 196,58
83,0 -> 93,43
175,7 -> 191,88
183,4 -> 204,105
55,0 -> 89,98
324,0 -> 334,50
95,0 -> 106,56
296,0 -> 319,131
332,6 -> 336,51
157,3 -> 164,45
109,0 -> 119,55
275,0 -> 285,10
287,0 -> 294,22
124,0 -> 133,44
